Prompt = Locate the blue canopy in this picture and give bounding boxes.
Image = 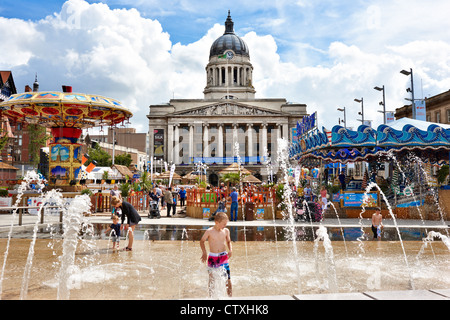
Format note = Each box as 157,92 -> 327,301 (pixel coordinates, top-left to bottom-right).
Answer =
290,118 -> 450,163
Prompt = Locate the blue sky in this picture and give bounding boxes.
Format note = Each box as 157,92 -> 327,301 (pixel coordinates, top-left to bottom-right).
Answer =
1,0 -> 450,133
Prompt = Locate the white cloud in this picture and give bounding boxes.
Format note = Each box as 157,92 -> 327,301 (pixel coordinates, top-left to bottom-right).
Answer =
1,0 -> 177,132
0,17 -> 43,66
1,0 -> 449,135
243,30 -> 450,130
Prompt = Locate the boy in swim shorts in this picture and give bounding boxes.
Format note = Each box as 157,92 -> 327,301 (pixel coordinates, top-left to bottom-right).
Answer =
371,207 -> 383,240
200,212 -> 232,297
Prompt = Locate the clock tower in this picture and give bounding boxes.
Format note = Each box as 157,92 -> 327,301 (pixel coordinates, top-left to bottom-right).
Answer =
203,11 -> 256,100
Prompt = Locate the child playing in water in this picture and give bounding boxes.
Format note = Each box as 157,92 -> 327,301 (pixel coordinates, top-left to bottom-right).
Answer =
200,212 -> 233,297
104,215 -> 121,250
371,207 -> 383,240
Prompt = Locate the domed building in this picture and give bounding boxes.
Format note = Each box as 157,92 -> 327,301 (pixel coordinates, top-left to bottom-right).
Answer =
204,11 -> 255,100
148,12 -> 308,184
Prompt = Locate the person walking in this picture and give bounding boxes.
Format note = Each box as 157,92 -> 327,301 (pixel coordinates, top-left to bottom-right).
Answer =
229,187 -> 239,222
179,186 -> 187,207
163,187 -> 176,217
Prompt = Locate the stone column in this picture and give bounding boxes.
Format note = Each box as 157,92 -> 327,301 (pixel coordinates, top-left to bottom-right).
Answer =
275,123 -> 282,161
224,66 -> 228,87
247,123 -> 253,162
283,123 -> 289,140
232,123 -> 238,155
189,124 -> 194,163
243,68 -> 247,86
261,123 -> 268,159
174,124 -> 180,164
218,123 -> 224,164
203,123 -> 209,159
167,123 -> 174,163
276,123 -> 282,142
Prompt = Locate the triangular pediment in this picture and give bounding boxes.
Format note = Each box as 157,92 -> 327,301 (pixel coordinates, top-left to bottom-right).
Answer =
171,101 -> 286,117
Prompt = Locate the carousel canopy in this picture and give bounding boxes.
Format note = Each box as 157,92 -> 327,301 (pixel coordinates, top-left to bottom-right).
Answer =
387,117 -> 450,131
0,91 -> 132,129
291,118 -> 450,164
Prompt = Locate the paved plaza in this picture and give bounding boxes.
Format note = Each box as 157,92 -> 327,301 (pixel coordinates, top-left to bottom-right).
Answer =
0,209 -> 448,300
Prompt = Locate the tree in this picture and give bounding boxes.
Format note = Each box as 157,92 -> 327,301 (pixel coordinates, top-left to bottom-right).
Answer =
86,143 -> 112,167
0,129 -> 8,152
220,173 -> 241,186
28,124 -> 50,168
138,171 -> 153,192
114,153 -> 132,167
119,181 -> 131,197
438,165 -> 449,184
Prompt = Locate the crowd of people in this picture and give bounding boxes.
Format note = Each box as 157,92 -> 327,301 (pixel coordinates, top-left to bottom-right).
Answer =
106,180 -> 332,220
147,185 -> 187,217
144,183 -> 275,219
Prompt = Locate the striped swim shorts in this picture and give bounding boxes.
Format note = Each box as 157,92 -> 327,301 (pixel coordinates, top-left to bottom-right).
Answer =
207,251 -> 230,279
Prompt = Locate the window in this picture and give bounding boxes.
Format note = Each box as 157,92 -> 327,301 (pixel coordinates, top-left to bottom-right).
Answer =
436,111 -> 441,123
447,110 -> 450,123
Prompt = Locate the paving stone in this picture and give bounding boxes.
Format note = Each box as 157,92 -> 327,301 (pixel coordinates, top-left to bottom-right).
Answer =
294,292 -> 373,300
364,289 -> 449,300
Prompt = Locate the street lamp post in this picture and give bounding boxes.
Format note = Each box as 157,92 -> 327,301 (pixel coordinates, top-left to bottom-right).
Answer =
400,68 -> 415,119
337,107 -> 346,128
354,98 -> 364,123
374,85 -> 386,124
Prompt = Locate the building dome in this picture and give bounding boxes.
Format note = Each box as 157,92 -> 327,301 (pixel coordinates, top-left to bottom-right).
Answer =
209,11 -> 249,58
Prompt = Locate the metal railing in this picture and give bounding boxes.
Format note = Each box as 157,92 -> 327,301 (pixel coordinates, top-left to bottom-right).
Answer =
0,205 -> 63,226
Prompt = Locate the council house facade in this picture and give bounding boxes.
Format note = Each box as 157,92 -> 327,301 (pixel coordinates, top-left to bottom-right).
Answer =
148,12 -> 308,185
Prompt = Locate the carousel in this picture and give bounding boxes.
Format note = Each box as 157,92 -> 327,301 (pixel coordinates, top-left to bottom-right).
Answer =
291,118 -> 450,165
0,87 -> 133,189
290,118 -> 450,216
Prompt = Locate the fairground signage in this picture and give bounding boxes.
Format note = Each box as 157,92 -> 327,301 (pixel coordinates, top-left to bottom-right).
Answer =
296,111 -> 317,138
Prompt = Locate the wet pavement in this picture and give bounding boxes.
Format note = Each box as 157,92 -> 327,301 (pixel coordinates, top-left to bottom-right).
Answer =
0,210 -> 448,300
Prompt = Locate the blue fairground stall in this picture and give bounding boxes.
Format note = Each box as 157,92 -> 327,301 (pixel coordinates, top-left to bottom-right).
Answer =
290,117 -> 450,219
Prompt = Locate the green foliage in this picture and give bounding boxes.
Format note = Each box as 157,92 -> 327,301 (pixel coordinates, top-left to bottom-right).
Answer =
81,188 -> 93,196
220,173 -> 240,186
275,184 -> 286,210
0,134 -> 8,152
196,178 -> 207,188
275,184 -> 284,201
132,181 -> 141,191
28,124 -> 50,167
119,182 -> 131,197
138,171 -> 153,192
86,143 -> 112,167
114,153 -> 132,166
327,184 -> 341,195
438,165 -> 449,184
